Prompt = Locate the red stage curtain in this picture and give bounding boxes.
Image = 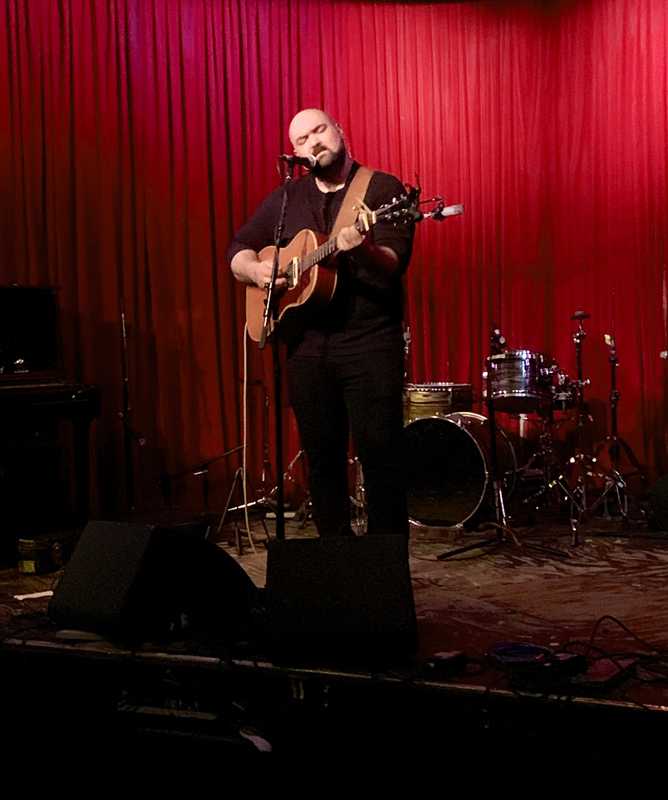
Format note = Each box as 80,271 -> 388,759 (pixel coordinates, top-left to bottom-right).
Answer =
1,0 -> 667,514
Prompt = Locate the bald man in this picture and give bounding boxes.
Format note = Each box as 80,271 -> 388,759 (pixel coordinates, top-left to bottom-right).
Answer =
228,109 -> 414,537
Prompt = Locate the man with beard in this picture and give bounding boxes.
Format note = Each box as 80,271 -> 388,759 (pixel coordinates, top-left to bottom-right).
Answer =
228,108 -> 414,538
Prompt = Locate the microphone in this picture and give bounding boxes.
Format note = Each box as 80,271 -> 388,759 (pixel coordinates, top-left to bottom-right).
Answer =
423,202 -> 464,221
278,153 -> 317,169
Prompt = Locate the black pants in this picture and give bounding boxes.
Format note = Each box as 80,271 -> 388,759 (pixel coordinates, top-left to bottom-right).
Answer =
287,346 -> 408,537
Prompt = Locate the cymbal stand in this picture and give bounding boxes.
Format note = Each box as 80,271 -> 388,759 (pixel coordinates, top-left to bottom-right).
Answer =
558,312 -> 637,542
590,333 -> 647,521
554,311 -> 599,543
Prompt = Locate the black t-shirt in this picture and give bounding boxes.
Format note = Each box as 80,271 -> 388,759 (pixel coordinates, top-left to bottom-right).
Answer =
227,163 -> 415,357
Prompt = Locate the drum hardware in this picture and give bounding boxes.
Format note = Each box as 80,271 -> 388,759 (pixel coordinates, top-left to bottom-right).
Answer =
513,392 -> 588,520
293,453 -> 368,534
485,349 -> 554,414
349,456 -> 367,535
554,314 -> 647,541
589,333 -> 647,520
552,369 -> 578,412
402,325 -> 412,382
405,411 -> 517,529
553,310 -> 599,542
571,310 -> 593,430
438,327 -> 566,560
502,315 -> 599,534
514,416 -> 565,511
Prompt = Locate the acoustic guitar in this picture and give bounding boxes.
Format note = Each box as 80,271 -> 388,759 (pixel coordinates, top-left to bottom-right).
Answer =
245,191 -> 420,342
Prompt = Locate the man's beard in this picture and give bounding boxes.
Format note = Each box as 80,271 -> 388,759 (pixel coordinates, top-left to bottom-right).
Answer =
311,145 -> 347,178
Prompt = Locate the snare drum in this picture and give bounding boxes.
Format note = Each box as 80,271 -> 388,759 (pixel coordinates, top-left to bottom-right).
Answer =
487,350 -> 552,413
403,382 -> 473,423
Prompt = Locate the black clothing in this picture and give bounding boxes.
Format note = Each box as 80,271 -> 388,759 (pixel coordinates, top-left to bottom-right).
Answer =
227,163 -> 414,358
287,347 -> 407,537
228,163 -> 414,537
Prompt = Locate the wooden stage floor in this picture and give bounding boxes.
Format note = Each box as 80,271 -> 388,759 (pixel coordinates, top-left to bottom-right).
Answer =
2,515 -> 668,762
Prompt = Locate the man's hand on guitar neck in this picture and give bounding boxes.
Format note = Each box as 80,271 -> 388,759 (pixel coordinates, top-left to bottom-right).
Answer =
337,224 -> 401,278
231,249 -> 287,291
336,224 -> 366,252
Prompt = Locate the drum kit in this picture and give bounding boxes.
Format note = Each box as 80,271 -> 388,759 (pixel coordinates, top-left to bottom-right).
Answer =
404,311 -> 646,545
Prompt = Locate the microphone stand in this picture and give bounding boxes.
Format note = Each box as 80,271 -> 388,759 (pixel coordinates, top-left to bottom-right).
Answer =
257,161 -> 295,541
118,307 -> 146,511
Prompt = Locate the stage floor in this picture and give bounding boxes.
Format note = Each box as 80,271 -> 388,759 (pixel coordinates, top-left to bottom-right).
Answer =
2,516 -> 668,760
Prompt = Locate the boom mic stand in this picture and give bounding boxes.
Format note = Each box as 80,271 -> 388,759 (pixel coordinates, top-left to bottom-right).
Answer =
254,157 -> 299,542
213,397 -> 308,552
160,445 -> 245,510
118,307 -> 146,512
160,445 -> 261,553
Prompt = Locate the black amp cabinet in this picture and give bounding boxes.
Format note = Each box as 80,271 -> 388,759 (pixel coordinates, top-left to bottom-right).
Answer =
0,286 -> 100,554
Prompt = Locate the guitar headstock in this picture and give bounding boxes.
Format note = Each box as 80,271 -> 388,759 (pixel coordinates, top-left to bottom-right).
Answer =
371,186 -> 422,226
355,186 -> 463,229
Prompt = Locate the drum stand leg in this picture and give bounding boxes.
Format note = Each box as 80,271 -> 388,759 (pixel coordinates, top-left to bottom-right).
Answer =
516,414 -> 567,517
437,477 -> 565,560
562,445 -> 642,545
293,456 -> 367,533
557,327 -> 647,544
350,456 -> 367,535
294,491 -> 312,527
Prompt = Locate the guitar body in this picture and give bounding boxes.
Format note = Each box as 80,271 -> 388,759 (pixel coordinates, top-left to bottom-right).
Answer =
246,229 -> 338,342
244,187 -> 421,342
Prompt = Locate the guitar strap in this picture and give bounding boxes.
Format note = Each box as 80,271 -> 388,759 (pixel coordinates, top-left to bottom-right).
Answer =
329,165 -> 375,238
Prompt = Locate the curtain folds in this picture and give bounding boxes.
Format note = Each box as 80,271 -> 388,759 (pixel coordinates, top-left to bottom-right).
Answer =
1,0 -> 666,513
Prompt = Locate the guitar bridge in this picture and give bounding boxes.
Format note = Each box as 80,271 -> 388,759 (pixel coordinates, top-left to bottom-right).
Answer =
286,257 -> 300,289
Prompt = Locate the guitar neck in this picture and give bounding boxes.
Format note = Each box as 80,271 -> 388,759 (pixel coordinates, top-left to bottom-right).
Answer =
302,215 -> 377,271
303,235 -> 339,270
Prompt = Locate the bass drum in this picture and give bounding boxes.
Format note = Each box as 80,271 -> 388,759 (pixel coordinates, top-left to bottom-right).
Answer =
405,412 -> 517,528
